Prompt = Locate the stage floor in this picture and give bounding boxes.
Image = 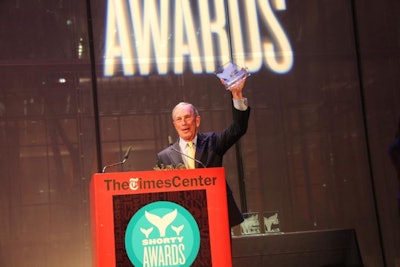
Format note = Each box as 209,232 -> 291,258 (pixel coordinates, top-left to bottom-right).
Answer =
232,228 -> 363,267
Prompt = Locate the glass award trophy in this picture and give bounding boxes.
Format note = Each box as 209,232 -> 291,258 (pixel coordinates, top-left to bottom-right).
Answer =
215,62 -> 250,90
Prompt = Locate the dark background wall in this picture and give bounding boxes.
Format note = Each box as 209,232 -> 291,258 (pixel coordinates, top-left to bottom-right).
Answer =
0,0 -> 399,266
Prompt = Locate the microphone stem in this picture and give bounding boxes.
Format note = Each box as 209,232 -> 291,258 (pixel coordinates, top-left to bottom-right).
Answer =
102,146 -> 132,173
170,146 -> 206,168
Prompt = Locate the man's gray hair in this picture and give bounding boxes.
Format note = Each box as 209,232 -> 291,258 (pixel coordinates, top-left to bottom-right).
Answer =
172,102 -> 199,120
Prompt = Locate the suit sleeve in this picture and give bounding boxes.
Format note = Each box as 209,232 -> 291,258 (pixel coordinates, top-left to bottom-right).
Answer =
216,106 -> 251,155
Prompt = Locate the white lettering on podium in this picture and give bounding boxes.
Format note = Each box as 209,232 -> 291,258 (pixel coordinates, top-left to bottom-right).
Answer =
142,243 -> 186,267
129,177 -> 139,190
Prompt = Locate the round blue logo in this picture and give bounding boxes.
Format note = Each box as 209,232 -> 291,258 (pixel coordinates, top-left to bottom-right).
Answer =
125,201 -> 200,266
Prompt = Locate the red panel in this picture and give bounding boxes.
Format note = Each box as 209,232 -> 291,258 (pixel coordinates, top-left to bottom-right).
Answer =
90,167 -> 231,267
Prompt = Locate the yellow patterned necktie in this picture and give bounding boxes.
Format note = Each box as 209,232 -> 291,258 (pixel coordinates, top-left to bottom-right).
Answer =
187,141 -> 195,169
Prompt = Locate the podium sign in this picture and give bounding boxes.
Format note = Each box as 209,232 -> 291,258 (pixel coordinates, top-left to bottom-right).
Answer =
90,167 -> 231,267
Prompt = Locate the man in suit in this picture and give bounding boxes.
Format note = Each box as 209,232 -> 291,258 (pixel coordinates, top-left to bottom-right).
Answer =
156,77 -> 250,227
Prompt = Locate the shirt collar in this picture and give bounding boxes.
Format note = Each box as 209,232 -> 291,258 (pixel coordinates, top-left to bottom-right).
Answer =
179,136 -> 198,149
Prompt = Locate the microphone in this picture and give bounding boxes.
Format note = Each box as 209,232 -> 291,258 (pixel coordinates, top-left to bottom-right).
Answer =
168,135 -> 174,146
170,145 -> 206,169
102,145 -> 133,173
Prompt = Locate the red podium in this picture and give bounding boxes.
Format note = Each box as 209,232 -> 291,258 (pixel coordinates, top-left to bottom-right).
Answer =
90,167 -> 232,267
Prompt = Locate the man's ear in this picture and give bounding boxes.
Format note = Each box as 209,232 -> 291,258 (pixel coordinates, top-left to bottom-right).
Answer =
196,116 -> 201,127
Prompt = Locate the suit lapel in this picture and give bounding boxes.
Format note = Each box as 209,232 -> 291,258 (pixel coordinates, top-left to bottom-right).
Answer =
196,134 -> 206,168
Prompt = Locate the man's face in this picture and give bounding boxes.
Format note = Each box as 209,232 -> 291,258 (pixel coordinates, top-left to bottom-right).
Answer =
173,105 -> 200,141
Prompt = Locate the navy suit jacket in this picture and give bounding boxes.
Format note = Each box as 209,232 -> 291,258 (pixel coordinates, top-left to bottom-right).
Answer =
157,106 -> 251,227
